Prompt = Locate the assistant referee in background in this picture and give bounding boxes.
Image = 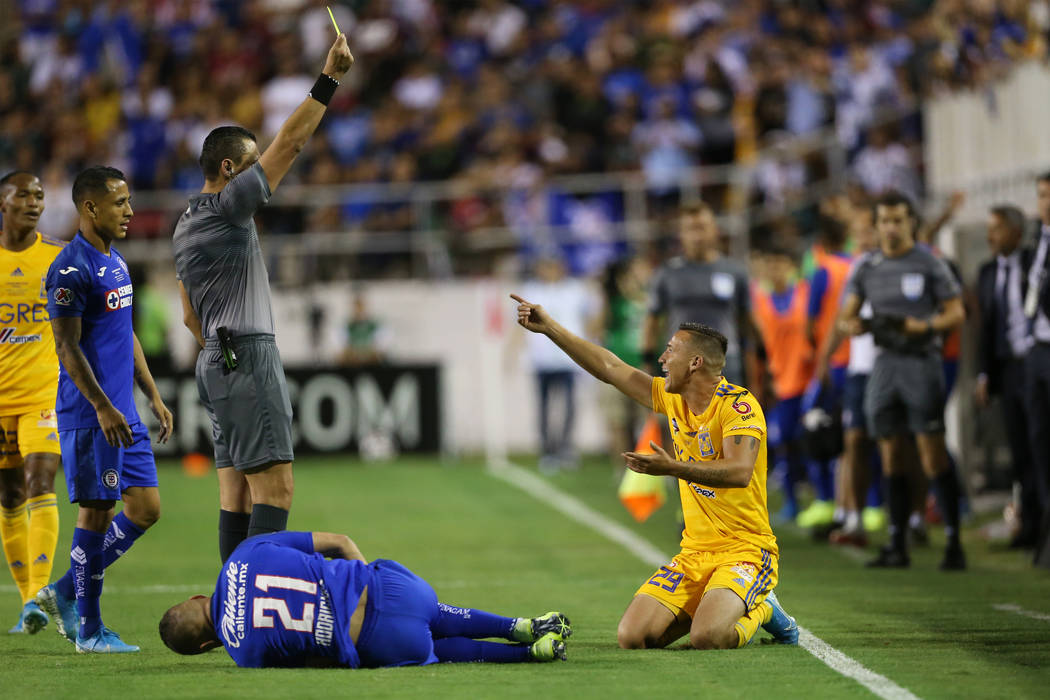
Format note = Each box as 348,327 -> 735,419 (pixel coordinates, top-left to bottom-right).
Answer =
172,34 -> 354,562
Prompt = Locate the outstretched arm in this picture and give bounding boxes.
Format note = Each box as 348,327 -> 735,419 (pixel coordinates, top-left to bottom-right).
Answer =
511,294 -> 654,409
257,34 -> 354,190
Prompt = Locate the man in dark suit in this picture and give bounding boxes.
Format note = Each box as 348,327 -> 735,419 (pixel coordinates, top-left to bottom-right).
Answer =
975,205 -> 1036,547
1028,176 -> 1050,566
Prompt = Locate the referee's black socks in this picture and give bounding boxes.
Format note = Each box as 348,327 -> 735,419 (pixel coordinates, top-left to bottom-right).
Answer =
219,510 -> 251,562
933,469 -> 962,548
888,475 -> 910,553
248,503 -> 289,538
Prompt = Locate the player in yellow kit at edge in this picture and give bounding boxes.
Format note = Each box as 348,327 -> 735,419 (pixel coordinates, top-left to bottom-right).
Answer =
0,172 -> 64,634
511,293 -> 798,650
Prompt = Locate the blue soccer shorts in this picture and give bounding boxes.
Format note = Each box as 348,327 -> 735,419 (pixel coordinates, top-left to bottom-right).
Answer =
356,559 -> 439,668
59,421 -> 158,503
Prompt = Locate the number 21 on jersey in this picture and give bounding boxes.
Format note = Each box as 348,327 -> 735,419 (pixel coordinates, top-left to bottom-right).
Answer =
252,575 -> 316,633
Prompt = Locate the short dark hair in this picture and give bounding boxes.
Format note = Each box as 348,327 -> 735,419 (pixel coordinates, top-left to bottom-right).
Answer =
764,243 -> 799,262
199,126 -> 257,179
679,201 -> 713,217
1037,171 -> 1050,186
990,204 -> 1027,238
71,166 -> 126,208
678,322 -> 728,374
817,214 -> 847,248
0,171 -> 35,188
158,603 -> 211,656
872,190 -> 917,220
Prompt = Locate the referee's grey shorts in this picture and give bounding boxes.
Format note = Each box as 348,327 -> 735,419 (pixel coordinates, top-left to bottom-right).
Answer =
864,352 -> 946,439
196,333 -> 294,471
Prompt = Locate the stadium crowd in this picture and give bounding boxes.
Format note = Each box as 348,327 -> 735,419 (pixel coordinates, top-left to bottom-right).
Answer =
1,0 -> 1048,269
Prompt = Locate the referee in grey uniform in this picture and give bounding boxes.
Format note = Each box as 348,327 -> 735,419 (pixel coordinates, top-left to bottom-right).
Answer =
839,191 -> 967,571
173,34 -> 354,562
642,202 -> 755,386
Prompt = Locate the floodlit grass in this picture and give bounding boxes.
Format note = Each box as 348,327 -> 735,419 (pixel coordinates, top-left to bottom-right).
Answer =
0,455 -> 1047,699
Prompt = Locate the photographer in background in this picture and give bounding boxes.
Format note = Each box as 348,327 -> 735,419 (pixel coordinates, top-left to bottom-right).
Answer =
837,191 -> 966,571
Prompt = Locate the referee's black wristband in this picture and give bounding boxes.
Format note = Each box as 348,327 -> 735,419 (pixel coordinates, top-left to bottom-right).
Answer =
309,73 -> 339,106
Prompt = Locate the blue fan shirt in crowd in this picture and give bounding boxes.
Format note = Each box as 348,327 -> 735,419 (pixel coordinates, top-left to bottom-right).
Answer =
45,232 -> 140,430
211,532 -> 366,668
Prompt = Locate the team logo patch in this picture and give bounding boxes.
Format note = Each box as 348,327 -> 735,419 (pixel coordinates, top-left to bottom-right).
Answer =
105,284 -> 134,311
731,564 -> 756,582
102,469 -> 119,489
45,432 -> 58,441
698,430 -> 714,457
711,271 -> 735,300
901,273 -> 925,301
54,288 -> 72,305
733,400 -> 752,415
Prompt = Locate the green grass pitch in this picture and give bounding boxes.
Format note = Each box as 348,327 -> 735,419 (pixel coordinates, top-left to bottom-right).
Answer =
0,455 -> 1047,699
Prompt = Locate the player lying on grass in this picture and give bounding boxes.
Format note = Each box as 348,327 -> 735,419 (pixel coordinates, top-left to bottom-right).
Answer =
511,294 -> 798,649
159,531 -> 572,667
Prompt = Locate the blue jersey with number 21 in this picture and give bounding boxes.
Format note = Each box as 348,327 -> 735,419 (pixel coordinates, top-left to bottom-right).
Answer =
211,532 -> 368,668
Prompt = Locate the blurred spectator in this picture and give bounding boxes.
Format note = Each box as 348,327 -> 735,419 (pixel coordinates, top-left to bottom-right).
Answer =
853,124 -> 920,202
520,256 -> 597,473
596,256 -> 651,462
339,292 -> 390,367
0,0 -> 1044,279
134,263 -> 176,377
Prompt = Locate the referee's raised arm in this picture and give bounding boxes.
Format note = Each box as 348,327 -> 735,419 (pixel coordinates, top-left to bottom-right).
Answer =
258,33 -> 354,190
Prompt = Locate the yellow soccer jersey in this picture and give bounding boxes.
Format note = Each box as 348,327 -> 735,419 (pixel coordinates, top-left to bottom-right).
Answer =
651,376 -> 777,557
0,232 -> 64,415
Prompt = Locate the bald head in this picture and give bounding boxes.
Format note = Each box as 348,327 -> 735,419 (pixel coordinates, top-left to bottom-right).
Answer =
158,596 -> 220,656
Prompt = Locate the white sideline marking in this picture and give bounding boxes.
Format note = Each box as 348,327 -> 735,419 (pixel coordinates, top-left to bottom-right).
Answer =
487,458 -> 921,700
993,603 -> 1050,623
1,583 -> 206,595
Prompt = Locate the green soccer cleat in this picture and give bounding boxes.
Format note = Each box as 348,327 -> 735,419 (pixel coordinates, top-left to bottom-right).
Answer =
761,590 -> 799,645
862,506 -> 886,532
512,611 -> 572,643
75,626 -> 140,654
796,500 -> 836,528
36,583 -> 77,642
529,632 -> 567,661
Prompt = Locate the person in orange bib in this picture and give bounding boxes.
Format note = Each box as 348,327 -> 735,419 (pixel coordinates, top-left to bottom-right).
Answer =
752,247 -> 815,523
510,292 -> 798,651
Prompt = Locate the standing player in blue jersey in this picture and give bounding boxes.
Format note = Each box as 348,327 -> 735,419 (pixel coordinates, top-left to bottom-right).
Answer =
35,166 -> 173,653
159,531 -> 572,667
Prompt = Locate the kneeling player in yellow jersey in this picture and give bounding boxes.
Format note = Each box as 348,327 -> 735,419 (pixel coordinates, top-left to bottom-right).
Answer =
0,172 -> 64,634
511,293 -> 798,649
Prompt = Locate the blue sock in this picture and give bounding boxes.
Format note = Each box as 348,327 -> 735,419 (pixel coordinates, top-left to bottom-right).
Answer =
71,528 -> 105,638
806,459 -> 836,502
433,638 -> 531,663
867,451 -> 884,507
431,602 -> 517,640
101,512 -> 145,569
775,455 -> 798,516
55,512 -> 146,599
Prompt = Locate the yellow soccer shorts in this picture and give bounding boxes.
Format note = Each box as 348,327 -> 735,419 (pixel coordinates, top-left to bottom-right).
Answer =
635,546 -> 779,618
0,408 -> 61,469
